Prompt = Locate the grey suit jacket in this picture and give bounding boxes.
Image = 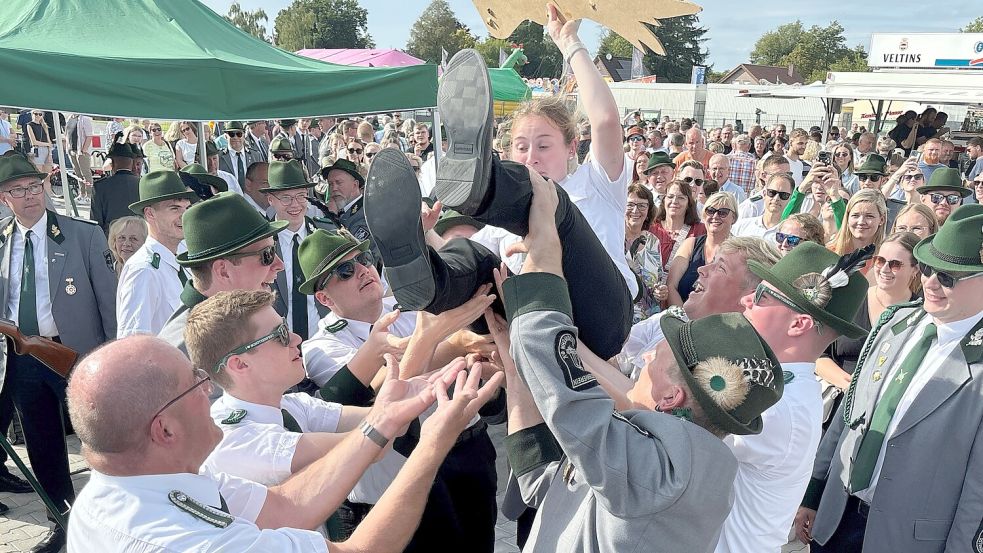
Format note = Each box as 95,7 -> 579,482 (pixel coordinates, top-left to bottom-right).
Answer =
245,134 -> 268,163
806,301 -> 983,553
218,147 -> 256,179
0,211 -> 117,387
271,218 -> 333,320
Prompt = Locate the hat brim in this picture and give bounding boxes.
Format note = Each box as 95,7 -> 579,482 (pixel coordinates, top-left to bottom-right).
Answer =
748,261 -> 867,339
176,219 -> 288,266
912,235 -> 983,273
659,315 -> 763,435
129,190 -> 199,215
643,162 -> 673,175
915,184 -> 972,198
320,165 -> 365,187
0,167 -> 47,187
182,172 -> 228,193
854,169 -> 886,176
298,239 -> 370,295
433,215 -> 485,236
259,182 -> 314,193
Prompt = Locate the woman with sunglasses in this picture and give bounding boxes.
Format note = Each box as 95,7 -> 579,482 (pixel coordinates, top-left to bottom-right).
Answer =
816,232 -> 920,422
831,143 -> 858,193
173,121 -> 198,169
828,189 -> 887,274
624,184 -> 665,321
774,213 -> 825,257
648,179 -> 705,269
665,191 -> 737,307
346,139 -> 369,177
142,123 -> 174,173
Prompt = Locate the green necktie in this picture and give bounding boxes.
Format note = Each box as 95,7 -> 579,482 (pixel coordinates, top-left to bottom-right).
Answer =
290,235 -> 308,340
177,266 -> 188,287
236,151 -> 246,189
281,408 -> 302,433
850,323 -> 937,492
18,230 -> 39,337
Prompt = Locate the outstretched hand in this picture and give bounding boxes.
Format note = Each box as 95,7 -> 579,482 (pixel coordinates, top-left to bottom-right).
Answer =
421,199 -> 443,232
545,2 -> 582,50
422,362 -> 505,447
366,309 -> 410,361
370,354 -> 450,438
414,284 -> 496,345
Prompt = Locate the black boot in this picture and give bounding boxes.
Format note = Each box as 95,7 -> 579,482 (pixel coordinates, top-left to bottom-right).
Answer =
30,526 -> 66,553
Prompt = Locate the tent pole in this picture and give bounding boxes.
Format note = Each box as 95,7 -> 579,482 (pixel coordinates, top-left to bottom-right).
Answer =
52,113 -> 79,217
196,121 -> 206,165
432,110 -> 442,164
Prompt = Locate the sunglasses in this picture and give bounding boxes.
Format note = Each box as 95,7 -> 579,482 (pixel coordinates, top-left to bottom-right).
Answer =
628,136 -> 645,142
917,262 -> 983,288
365,151 -> 376,158
273,153 -> 293,161
704,206 -> 732,219
775,232 -> 802,247
833,151 -> 851,158
872,256 -> 908,272
320,251 -> 375,287
150,127 -> 162,132
32,112 -> 43,116
858,174 -> 882,182
901,174 -> 924,181
181,127 -> 192,132
764,189 -> 792,201
928,193 -> 961,206
213,320 -> 291,373
152,368 -> 213,419
348,148 -> 363,154
753,283 -> 806,314
227,131 -> 243,137
682,177 -> 705,187
224,245 -> 277,266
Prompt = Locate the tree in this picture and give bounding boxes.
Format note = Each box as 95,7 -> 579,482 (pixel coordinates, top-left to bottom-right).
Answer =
641,15 -> 709,83
225,2 -> 269,41
506,21 -> 562,78
405,0 -> 477,64
273,0 -> 374,51
598,29 -> 633,59
474,37 -> 512,68
962,16 -> 983,32
750,20 -> 868,82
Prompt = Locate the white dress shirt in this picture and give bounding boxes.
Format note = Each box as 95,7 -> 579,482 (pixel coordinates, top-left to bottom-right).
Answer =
277,225 -> 319,336
738,195 -> 765,219
719,179 -> 747,204
6,216 -> 57,337
620,310 -> 674,379
68,469 -> 327,552
469,224 -> 523,275
203,392 -> 342,486
217,169 -> 243,196
116,237 -> 187,337
855,310 -> 983,503
716,362 -> 823,553
228,148 -> 248,183
731,215 -> 782,242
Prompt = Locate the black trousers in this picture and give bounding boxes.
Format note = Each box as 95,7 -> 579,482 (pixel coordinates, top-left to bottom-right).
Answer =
0,350 -> 75,521
333,427 -> 498,553
811,496 -> 868,553
426,159 -> 632,359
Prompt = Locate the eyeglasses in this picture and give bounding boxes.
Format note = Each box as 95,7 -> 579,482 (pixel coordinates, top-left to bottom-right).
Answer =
833,151 -> 851,158
320,251 -> 375,287
682,177 -> 705,187
704,206 -> 732,219
181,127 -> 192,132
858,174 -> 882,182
974,180 -> 983,187
273,153 -> 293,161
348,148 -> 363,154
271,192 -> 308,206
895,224 -> 928,234
150,127 -> 162,132
213,320 -> 291,373
872,256 -> 908,272
917,261 -> 983,288
628,136 -> 645,142
224,245 -> 277,266
901,174 -> 924,181
152,368 -> 213,420
227,131 -> 243,137
626,202 -> 649,213
4,183 -> 44,198
928,193 -> 962,206
775,232 -> 803,247
764,189 -> 792,201
365,151 -> 377,158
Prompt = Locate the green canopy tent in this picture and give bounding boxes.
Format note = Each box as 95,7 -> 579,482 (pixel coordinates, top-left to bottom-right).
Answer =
0,0 -> 438,120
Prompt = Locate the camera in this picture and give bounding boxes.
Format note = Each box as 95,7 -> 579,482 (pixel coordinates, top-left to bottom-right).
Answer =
817,150 -> 831,165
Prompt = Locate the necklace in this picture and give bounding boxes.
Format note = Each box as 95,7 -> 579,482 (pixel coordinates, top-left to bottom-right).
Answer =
873,287 -> 905,310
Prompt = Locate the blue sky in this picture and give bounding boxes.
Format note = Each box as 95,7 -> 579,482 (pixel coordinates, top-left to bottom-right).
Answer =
200,0 -> 979,70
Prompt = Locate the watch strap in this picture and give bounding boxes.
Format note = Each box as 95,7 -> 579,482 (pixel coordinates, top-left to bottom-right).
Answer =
359,420 -> 389,448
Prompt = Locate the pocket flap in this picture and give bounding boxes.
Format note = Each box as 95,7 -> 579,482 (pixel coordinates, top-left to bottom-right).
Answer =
914,519 -> 950,541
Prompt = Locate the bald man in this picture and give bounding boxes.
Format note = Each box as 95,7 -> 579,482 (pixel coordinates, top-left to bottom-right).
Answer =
65,335 -> 501,552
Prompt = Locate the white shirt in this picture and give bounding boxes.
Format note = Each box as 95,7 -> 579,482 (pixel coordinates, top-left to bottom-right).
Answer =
6,216 -> 57,337
203,392 -> 342,486
227,147 -> 248,183
558,148 -> 637,298
217,169 -> 243,196
68,469 -> 326,553
731,215 -> 781,242
277,225 -> 319,336
715,362 -> 822,553
175,139 -> 197,168
788,158 -> 807,186
0,118 -> 11,155
855,310 -> 983,503
117,237 -> 187,337
620,310 -> 674,379
419,155 -> 436,197
719,179 -> 747,204
469,224 -> 523,275
738,195 -> 765,219
302,296 -> 417,387
243,194 -> 276,219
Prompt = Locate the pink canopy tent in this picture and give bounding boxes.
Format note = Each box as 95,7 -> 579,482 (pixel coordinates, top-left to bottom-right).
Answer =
295,49 -> 425,68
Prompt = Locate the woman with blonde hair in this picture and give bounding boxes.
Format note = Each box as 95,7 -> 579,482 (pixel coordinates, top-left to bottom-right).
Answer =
173,121 -> 198,168
107,216 -> 148,276
666,191 -> 737,306
122,125 -> 146,146
831,142 -> 858,192
828,188 -> 887,273
892,203 -> 938,239
357,121 -> 375,144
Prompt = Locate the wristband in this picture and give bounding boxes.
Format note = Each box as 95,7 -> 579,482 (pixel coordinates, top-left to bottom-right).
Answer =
359,420 -> 389,448
563,41 -> 588,65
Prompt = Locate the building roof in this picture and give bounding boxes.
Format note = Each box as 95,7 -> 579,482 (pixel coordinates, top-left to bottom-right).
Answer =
719,63 -> 805,85
594,55 -> 633,82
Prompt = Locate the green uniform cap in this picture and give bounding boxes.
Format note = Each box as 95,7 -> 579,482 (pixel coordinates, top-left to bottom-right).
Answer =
270,137 -> 293,154
643,151 -> 674,175
177,191 -> 287,266
129,170 -> 198,214
180,163 -> 227,193
433,209 -> 485,236
854,154 -> 886,176
107,141 -> 136,159
297,229 -> 370,295
916,167 -> 971,197
913,204 -> 983,273
0,153 -> 45,187
225,121 -> 246,132
319,158 -> 364,187
261,160 -> 313,192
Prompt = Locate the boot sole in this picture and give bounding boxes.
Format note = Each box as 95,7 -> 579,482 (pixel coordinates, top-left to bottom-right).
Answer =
363,149 -> 434,310
434,49 -> 494,215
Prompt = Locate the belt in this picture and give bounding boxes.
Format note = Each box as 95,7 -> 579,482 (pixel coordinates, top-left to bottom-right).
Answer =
453,420 -> 487,447
847,495 -> 870,518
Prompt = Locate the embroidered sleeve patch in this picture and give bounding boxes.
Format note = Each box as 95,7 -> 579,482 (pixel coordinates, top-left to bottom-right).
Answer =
325,320 -> 348,333
168,490 -> 233,528
974,518 -> 983,553
554,330 -> 596,392
103,249 -> 115,272
221,409 -> 247,425
352,226 -> 369,240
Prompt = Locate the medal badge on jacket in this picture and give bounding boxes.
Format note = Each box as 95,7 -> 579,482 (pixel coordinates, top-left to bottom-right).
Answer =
65,277 -> 76,295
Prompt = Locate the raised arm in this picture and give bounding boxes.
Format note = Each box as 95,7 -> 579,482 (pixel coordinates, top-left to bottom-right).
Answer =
545,3 -> 624,181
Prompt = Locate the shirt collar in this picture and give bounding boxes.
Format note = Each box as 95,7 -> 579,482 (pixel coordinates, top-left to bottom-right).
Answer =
781,361 -> 817,379
15,214 -> 47,240
145,236 -> 185,268
342,195 -> 362,213
89,470 -> 223,510
317,297 -> 396,342
933,310 -> 983,347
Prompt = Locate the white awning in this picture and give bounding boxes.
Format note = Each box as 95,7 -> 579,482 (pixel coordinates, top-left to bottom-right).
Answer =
739,71 -> 983,105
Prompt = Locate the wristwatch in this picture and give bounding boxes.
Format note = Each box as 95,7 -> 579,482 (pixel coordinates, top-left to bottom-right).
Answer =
359,420 -> 389,448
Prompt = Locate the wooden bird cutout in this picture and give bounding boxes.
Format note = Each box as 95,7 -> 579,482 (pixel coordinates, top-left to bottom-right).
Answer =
472,0 -> 702,55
